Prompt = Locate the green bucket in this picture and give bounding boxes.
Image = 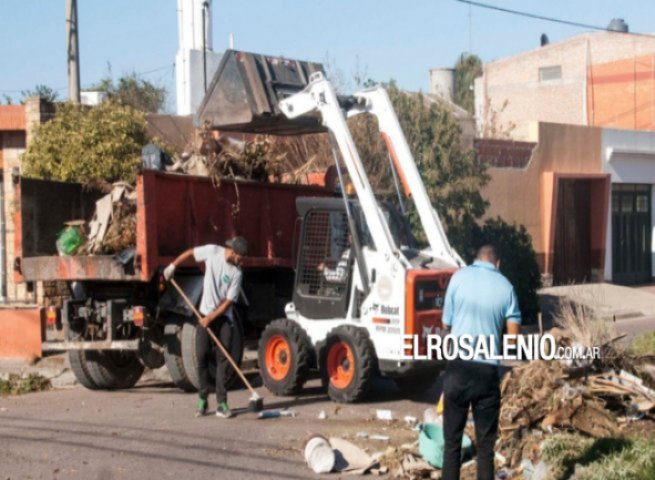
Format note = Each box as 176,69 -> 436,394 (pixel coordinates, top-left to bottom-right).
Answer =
418,422 -> 472,469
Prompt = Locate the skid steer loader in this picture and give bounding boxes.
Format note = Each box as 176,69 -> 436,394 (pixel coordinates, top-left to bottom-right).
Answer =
197,51 -> 465,402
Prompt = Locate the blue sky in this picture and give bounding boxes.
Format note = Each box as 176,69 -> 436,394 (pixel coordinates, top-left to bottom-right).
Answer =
2,0 -> 654,111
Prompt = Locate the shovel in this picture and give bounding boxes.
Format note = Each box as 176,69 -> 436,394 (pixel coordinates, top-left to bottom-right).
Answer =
169,278 -> 264,413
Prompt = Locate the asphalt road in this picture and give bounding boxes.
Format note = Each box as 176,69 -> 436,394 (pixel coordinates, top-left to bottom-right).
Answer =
0,377 -> 435,480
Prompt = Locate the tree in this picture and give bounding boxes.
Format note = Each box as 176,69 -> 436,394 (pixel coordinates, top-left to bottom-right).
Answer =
89,73 -> 166,113
455,218 -> 542,323
22,101 -> 148,184
454,53 -> 482,114
21,84 -> 59,103
348,82 -> 489,244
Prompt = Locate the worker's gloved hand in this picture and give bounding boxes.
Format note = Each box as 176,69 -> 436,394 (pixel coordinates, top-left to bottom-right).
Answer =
163,263 -> 176,281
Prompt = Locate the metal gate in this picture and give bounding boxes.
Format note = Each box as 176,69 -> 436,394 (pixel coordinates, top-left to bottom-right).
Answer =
554,179 -> 592,284
612,184 -> 652,285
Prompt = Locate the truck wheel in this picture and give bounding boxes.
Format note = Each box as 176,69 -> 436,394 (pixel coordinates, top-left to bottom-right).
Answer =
258,319 -> 311,396
85,351 -> 145,390
68,350 -> 100,390
164,322 -> 195,392
181,319 -> 244,391
321,325 -> 376,403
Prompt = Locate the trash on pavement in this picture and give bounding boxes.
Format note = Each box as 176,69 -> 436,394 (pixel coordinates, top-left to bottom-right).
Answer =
376,409 -> 394,421
304,435 -> 335,474
404,415 -> 418,426
257,408 -> 297,419
329,437 -> 376,473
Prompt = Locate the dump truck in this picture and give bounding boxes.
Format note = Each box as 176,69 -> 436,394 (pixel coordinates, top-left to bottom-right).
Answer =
15,170 -> 330,390
14,51 -> 334,390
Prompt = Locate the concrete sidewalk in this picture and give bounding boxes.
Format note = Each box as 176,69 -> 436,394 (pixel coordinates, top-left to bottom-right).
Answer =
540,283 -> 655,322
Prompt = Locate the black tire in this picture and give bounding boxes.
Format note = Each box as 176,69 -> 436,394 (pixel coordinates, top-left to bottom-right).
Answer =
320,325 -> 376,403
84,350 -> 145,390
181,319 -> 245,391
163,322 -> 195,392
393,373 -> 438,397
257,319 -> 311,396
68,350 -> 100,390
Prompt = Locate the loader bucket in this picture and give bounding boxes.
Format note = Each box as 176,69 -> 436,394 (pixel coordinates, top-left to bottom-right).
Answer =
195,49 -> 326,135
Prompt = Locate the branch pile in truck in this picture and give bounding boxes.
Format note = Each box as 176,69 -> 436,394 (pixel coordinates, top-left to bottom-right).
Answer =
84,183 -> 137,254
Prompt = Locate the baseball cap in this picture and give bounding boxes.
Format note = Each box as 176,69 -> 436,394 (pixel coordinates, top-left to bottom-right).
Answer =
226,236 -> 248,256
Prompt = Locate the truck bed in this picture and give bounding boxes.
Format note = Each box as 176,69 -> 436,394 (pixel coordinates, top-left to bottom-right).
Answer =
15,171 -> 329,282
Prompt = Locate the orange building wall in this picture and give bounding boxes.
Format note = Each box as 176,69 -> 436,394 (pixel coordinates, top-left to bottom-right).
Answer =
481,122 -> 604,273
588,54 -> 655,131
0,308 -> 43,359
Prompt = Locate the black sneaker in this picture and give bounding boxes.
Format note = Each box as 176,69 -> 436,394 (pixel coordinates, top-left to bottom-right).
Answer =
195,398 -> 208,417
215,401 -> 234,419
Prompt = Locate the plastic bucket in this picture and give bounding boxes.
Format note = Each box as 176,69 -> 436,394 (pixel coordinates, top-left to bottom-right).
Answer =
304,435 -> 335,474
418,422 -> 472,468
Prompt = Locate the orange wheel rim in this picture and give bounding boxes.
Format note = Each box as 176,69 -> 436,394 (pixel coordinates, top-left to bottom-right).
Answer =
327,341 -> 355,389
265,335 -> 291,381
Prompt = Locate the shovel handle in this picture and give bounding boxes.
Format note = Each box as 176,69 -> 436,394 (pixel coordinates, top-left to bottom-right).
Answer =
169,278 -> 258,398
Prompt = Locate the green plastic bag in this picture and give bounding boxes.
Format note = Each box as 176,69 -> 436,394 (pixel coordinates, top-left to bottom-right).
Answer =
56,226 -> 84,256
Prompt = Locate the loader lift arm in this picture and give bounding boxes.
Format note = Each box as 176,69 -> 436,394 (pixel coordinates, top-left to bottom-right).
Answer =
348,87 -> 464,268
279,72 -> 404,270
279,72 -> 463,269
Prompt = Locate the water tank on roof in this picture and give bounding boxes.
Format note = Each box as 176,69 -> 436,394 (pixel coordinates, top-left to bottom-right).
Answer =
540,34 -> 549,47
430,68 -> 455,103
607,18 -> 629,33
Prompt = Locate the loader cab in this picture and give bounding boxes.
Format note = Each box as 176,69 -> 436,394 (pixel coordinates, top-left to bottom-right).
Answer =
293,196 -> 412,320
294,198 -> 355,320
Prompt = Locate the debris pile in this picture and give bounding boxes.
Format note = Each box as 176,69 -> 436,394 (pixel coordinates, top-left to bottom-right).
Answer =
57,183 -> 137,256
170,123 -> 332,185
498,357 -> 655,470
376,442 -> 440,479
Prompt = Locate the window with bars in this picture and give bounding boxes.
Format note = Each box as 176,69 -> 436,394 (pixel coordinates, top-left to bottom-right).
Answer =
296,210 -> 351,299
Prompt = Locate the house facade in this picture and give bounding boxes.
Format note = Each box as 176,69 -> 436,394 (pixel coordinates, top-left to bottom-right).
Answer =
480,121 -> 655,286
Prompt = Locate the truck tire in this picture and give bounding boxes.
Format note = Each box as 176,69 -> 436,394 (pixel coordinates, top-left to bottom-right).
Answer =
181,319 -> 244,391
85,351 -> 145,390
68,350 -> 100,390
320,325 -> 376,403
163,322 -> 195,392
258,319 -> 311,396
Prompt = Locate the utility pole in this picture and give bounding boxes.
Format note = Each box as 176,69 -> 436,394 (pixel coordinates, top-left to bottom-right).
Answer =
66,0 -> 81,103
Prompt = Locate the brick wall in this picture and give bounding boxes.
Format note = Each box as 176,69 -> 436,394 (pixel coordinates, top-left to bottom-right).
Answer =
475,139 -> 536,169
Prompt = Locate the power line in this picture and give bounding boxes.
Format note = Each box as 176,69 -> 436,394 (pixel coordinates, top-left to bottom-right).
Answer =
453,0 -> 655,38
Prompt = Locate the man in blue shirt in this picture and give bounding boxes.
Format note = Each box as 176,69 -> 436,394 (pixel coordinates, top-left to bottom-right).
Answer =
441,245 -> 521,480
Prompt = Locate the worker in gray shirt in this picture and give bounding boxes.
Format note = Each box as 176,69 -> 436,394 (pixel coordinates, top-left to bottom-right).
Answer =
164,236 -> 248,418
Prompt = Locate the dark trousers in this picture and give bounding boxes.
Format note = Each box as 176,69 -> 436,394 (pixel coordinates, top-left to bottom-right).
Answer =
196,316 -> 232,404
442,359 -> 500,480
